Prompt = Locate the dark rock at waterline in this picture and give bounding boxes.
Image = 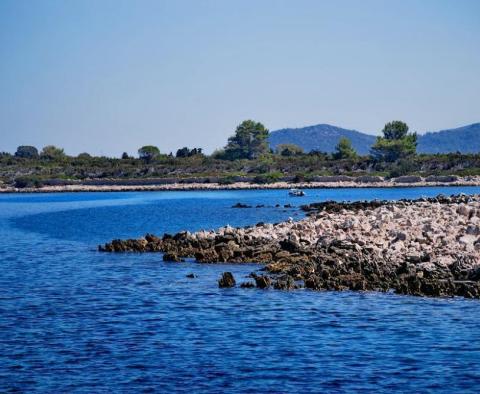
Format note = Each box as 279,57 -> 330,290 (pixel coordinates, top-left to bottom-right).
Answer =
232,202 -> 252,208
273,275 -> 297,290
254,275 -> 271,289
186,273 -> 197,278
163,252 -> 182,262
218,272 -> 236,288
240,282 -> 255,288
99,194 -> 480,299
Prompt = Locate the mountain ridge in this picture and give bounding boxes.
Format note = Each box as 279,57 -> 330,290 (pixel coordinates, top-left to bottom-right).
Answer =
268,123 -> 480,154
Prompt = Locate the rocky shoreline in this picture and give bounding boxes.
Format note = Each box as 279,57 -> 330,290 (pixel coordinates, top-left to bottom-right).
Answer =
2,175 -> 480,193
99,194 -> 480,298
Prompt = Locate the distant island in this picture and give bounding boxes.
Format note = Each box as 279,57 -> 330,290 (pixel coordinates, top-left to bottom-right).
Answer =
269,122 -> 480,155
1,119 -> 480,192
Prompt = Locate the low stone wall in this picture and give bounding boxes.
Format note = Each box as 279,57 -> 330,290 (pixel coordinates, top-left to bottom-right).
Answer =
2,175 -> 480,193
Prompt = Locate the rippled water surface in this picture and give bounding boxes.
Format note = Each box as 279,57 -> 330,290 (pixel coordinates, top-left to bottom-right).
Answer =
1,187 -> 480,393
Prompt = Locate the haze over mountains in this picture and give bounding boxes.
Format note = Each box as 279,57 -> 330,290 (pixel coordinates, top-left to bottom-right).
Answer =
269,123 -> 480,155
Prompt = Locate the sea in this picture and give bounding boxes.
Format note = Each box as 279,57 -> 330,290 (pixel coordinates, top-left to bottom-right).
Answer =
1,187 -> 480,393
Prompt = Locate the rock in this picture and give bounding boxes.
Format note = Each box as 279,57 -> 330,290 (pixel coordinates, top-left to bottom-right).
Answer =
100,194 -> 480,299
232,202 -> 252,208
186,273 -> 197,278
457,204 -> 469,216
240,282 -> 255,288
163,252 -> 182,262
273,275 -> 296,290
254,275 -> 271,289
393,231 -> 407,242
218,272 -> 236,288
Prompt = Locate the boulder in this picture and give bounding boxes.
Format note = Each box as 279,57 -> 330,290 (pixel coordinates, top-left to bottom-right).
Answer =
163,253 -> 182,262
254,275 -> 271,289
218,272 -> 236,288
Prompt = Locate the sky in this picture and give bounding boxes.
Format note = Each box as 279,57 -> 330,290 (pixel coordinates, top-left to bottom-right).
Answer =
0,0 -> 479,156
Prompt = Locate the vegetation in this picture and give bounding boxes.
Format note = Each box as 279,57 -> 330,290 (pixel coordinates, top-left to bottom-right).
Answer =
221,120 -> 269,160
276,144 -> 304,156
333,137 -> 357,160
1,119 -> 480,189
176,147 -> 203,158
371,121 -> 417,162
15,146 -> 39,159
40,145 -> 66,161
138,145 -> 160,163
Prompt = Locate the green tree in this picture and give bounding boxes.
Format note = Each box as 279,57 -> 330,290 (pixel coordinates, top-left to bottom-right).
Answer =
15,146 -> 39,159
276,143 -> 304,156
223,120 -> 269,160
138,145 -> 160,163
382,120 -> 409,140
333,137 -> 357,159
176,147 -> 190,158
40,145 -> 66,160
77,152 -> 92,160
370,121 -> 417,162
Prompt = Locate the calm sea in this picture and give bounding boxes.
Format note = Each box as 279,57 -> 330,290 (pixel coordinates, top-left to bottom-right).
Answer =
1,187 -> 480,393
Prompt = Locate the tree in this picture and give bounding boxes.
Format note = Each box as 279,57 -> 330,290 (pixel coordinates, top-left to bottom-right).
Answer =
333,137 -> 357,159
138,145 -> 160,163
77,152 -> 92,160
40,145 -> 66,160
382,121 -> 409,140
176,147 -> 203,158
276,143 -> 304,156
370,121 -> 417,162
121,152 -> 130,160
15,146 -> 38,159
223,120 -> 269,160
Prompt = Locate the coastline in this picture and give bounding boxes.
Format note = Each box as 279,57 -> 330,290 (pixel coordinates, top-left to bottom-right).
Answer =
2,176 -> 480,193
100,194 -> 480,298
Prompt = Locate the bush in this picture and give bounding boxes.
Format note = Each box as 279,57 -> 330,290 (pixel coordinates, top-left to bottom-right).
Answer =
218,176 -> 237,185
14,176 -> 44,188
15,146 -> 39,159
252,172 -> 282,184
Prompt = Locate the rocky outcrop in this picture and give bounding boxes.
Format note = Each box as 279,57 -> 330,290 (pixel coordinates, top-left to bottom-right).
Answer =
218,272 -> 236,288
99,194 -> 480,298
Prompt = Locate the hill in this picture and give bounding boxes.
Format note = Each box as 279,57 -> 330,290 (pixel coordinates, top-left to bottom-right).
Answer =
418,123 -> 480,154
269,123 -> 480,154
268,124 -> 376,155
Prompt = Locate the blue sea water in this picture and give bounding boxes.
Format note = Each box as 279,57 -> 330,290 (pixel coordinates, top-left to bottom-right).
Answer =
1,187 -> 480,393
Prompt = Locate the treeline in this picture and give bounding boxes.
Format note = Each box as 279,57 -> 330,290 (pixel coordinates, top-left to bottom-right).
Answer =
1,119 -> 480,188
2,119 -> 417,162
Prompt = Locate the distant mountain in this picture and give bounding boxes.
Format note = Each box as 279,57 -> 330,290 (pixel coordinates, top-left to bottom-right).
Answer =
268,123 -> 480,155
268,124 -> 376,155
417,123 -> 480,154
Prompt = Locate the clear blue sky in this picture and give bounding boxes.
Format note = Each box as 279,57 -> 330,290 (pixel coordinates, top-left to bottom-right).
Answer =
1,0 -> 479,156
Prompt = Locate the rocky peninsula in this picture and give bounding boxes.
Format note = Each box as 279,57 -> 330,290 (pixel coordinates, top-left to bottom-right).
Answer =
99,194 -> 480,298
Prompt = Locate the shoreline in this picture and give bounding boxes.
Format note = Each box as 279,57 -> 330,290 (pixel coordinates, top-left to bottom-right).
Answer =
100,194 -> 480,298
2,177 -> 480,193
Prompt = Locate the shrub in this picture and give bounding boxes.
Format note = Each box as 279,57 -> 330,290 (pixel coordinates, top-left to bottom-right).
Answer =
218,176 -> 237,185
14,176 -> 44,188
252,172 -> 282,184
